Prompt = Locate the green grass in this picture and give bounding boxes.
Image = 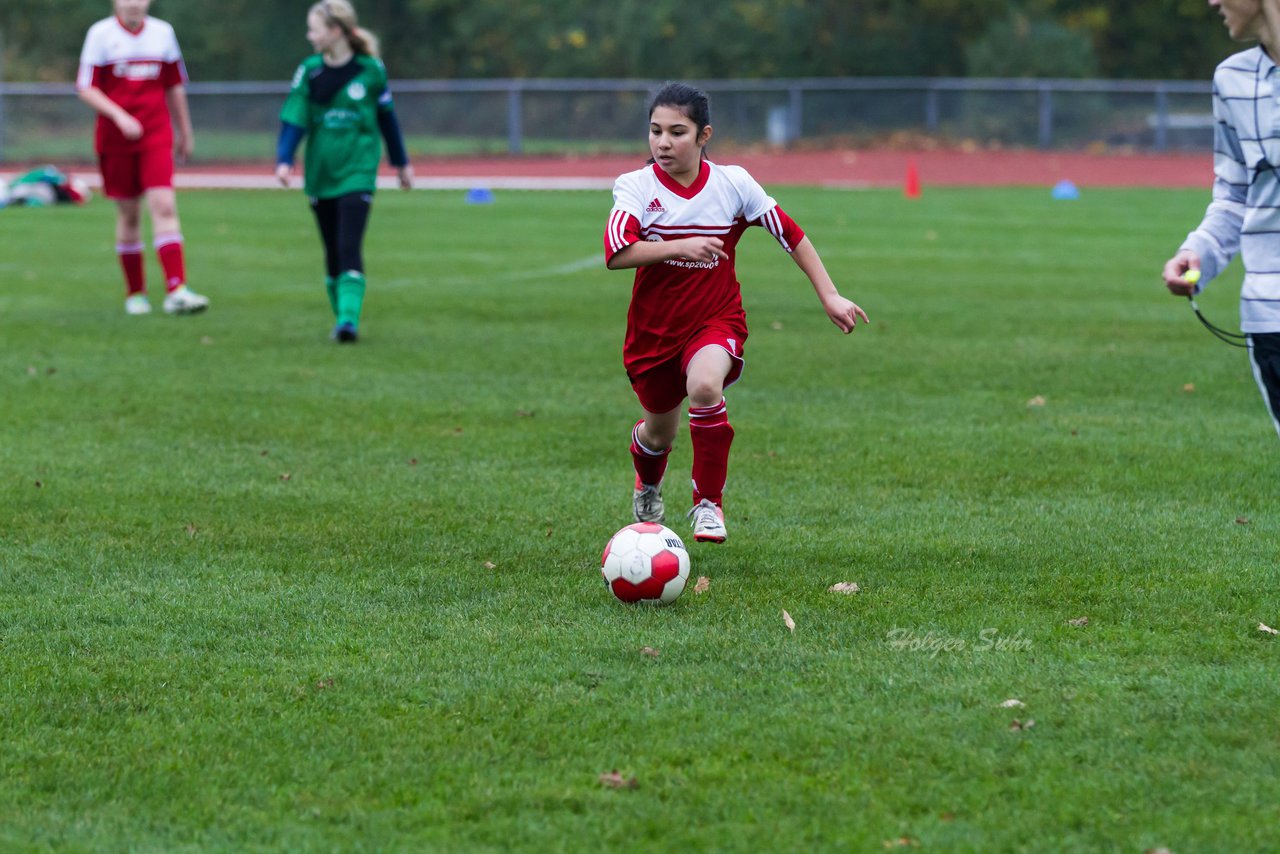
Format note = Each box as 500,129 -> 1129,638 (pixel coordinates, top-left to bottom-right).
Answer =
1,186 -> 1277,851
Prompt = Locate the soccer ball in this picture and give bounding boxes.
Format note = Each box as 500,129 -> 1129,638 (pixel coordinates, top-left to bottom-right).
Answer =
600,522 -> 690,605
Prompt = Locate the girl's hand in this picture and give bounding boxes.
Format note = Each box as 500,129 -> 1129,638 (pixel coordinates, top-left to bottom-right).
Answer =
275,163 -> 293,188
115,113 -> 144,140
174,131 -> 193,164
397,164 -> 414,190
679,236 -> 728,263
822,294 -> 869,334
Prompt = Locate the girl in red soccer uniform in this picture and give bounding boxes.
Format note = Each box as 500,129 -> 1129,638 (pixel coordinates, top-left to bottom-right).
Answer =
604,82 -> 868,543
77,0 -> 208,316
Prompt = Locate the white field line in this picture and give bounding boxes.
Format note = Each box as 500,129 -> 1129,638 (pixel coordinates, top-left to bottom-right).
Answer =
523,254 -> 602,278
382,254 -> 602,291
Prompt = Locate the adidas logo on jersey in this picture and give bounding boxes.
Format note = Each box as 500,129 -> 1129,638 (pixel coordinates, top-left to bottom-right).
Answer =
646,198 -> 666,213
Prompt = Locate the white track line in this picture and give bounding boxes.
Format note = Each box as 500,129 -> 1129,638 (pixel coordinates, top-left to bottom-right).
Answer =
1,171 -> 613,191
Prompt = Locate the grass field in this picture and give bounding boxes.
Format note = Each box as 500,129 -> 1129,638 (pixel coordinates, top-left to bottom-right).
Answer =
2,185 -> 1277,851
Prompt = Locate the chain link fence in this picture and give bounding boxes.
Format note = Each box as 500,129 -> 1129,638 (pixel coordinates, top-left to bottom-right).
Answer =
0,77 -> 1215,163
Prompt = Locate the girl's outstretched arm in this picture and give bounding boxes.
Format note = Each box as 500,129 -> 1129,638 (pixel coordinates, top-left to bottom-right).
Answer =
607,236 -> 727,270
790,236 -> 868,333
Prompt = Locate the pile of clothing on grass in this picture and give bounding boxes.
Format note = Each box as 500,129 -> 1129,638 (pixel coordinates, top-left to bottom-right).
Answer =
0,166 -> 92,208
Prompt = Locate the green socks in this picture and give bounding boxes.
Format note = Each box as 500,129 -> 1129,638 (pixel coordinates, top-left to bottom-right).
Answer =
322,277 -> 337,317
325,276 -> 338,317
335,270 -> 366,328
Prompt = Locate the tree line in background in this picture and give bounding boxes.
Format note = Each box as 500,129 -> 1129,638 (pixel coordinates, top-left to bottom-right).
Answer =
1,0 -> 1236,83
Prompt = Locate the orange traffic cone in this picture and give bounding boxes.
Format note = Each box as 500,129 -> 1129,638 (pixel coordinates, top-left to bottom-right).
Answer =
904,159 -> 921,199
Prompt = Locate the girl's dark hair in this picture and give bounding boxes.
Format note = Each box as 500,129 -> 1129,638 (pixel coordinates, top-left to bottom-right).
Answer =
645,82 -> 711,165
648,82 -> 711,134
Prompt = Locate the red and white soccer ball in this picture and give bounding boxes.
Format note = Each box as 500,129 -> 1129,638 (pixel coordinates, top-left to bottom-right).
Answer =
600,522 -> 690,605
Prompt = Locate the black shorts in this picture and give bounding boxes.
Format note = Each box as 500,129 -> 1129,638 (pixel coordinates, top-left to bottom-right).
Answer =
310,192 -> 373,277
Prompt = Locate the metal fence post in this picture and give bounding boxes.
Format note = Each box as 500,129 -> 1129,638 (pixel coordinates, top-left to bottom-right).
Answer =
507,82 -> 523,155
1154,85 -> 1169,152
0,41 -> 6,163
925,83 -> 939,134
787,85 -> 802,144
1038,83 -> 1053,149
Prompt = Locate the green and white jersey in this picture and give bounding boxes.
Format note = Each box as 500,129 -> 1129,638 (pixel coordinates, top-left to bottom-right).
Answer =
280,54 -> 392,199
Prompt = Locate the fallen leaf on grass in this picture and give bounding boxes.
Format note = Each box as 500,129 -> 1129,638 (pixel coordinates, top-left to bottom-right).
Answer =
279,472 -> 292,481
315,678 -> 334,690
185,523 -> 198,538
1236,516 -> 1251,525
1259,623 -> 1278,636
516,409 -> 536,418
693,576 -> 710,594
1026,395 -> 1046,408
1182,383 -> 1195,393
1009,718 -> 1036,731
408,458 -> 418,465
45,367 -> 56,375
598,770 -> 638,789
883,838 -> 919,849
483,561 -> 497,570
1144,848 -> 1174,854
260,449 -> 269,456
1068,616 -> 1089,627
828,582 -> 860,594
770,321 -> 784,331
999,698 -> 1025,708
640,647 -> 659,658
34,481 -> 42,489
782,609 -> 796,633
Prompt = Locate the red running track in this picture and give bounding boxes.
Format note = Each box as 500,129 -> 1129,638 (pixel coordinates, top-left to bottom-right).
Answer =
7,149 -> 1214,190
387,148 -> 1214,188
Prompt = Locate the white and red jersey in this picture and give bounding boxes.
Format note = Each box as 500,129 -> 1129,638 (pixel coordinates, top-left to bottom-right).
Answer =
604,160 -> 805,375
77,15 -> 188,154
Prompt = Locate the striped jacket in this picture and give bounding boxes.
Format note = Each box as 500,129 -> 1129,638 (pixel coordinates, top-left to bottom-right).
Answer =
1183,46 -> 1280,332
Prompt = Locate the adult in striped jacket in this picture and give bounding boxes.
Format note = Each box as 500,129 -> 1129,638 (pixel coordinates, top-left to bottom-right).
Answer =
603,82 -> 869,544
1163,0 -> 1280,439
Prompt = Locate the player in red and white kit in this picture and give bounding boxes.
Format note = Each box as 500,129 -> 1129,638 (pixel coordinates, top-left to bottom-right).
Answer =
77,0 -> 208,316
604,82 -> 868,543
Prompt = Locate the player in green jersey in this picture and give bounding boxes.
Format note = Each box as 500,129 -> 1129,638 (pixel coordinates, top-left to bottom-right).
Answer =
275,0 -> 413,343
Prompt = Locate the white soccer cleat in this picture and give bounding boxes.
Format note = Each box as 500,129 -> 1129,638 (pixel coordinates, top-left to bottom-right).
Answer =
688,498 -> 727,543
163,285 -> 210,315
633,477 -> 665,523
124,294 -> 152,315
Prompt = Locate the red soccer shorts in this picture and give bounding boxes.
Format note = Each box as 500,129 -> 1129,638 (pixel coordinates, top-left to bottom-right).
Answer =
98,146 -> 174,200
628,325 -> 746,414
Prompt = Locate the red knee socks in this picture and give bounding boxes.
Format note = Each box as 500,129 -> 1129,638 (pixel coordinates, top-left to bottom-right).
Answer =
630,419 -> 670,487
688,399 -> 733,507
